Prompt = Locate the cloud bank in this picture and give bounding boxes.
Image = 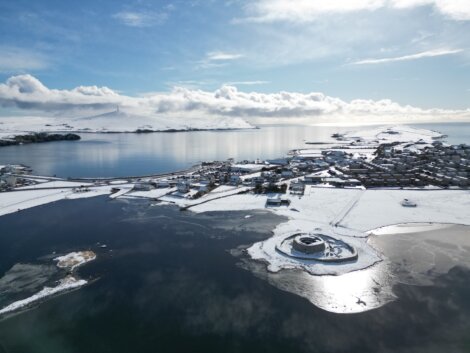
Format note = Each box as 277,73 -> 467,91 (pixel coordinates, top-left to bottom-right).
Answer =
0,75 -> 469,124
244,0 -> 470,22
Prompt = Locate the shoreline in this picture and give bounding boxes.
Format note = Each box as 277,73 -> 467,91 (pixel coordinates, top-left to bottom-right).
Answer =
1,124 -> 468,278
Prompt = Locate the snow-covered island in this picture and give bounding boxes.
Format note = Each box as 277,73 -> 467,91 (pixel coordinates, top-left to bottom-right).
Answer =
1,125 -> 469,279
0,251 -> 96,317
55,251 -> 97,271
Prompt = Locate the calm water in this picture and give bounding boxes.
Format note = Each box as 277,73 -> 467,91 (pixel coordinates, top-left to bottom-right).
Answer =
2,123 -> 468,178
0,125 -> 344,178
1,198 -> 470,353
1,123 -> 470,352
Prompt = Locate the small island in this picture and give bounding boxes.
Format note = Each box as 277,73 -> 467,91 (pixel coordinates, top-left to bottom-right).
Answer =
0,132 -> 81,147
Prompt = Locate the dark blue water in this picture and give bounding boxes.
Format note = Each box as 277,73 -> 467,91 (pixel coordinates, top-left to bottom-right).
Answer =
1,198 -> 470,353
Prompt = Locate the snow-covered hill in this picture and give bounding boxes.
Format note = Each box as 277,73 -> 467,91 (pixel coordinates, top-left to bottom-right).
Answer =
0,109 -> 255,139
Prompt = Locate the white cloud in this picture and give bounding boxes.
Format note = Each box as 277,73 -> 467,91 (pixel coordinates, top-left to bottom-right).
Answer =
196,51 -> 245,70
225,81 -> 270,86
243,0 -> 470,22
0,75 -> 468,123
112,11 -> 168,27
0,47 -> 49,73
206,51 -> 244,61
352,48 -> 463,64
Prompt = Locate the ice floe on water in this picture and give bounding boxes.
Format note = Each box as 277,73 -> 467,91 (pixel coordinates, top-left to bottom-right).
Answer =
0,251 -> 96,318
0,276 -> 87,316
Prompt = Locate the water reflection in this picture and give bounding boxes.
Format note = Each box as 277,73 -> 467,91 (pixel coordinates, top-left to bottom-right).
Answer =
0,125 -> 359,177
369,223 -> 470,285
241,223 -> 470,314
243,259 -> 395,314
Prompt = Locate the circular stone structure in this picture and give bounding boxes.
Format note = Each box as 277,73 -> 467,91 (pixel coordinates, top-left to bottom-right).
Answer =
292,235 -> 326,254
275,232 -> 358,262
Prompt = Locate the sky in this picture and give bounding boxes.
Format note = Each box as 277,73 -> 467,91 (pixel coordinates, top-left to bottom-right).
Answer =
0,0 -> 469,123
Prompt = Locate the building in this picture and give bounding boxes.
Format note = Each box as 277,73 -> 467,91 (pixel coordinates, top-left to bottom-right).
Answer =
133,182 -> 153,191
177,180 -> 191,193
1,174 -> 17,187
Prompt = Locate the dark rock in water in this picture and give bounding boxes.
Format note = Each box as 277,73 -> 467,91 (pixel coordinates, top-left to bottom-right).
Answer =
0,132 -> 81,147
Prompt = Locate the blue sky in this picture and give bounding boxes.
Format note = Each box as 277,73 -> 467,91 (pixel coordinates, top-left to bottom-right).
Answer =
0,0 -> 470,122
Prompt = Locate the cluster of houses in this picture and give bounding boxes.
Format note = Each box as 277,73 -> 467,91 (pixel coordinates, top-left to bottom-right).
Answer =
169,140 -> 470,198
0,164 -> 32,190
338,141 -> 470,188
3,138 -> 469,197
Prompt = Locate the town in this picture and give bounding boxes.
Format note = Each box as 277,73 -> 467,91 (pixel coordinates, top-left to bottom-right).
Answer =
1,127 -> 469,206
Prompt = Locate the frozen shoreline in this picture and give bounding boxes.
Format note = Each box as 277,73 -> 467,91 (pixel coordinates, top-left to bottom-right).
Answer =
0,251 -> 97,317
0,276 -> 87,316
1,124 -> 468,277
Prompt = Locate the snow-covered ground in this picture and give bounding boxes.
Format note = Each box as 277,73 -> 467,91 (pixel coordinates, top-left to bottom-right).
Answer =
248,220 -> 381,276
0,250 -> 97,317
0,124 -> 467,277
343,125 -> 443,144
0,276 -> 87,316
0,189 -> 75,217
0,109 -> 254,138
125,187 -> 176,199
181,187 -> 469,275
341,189 -> 470,232
17,180 -> 93,190
55,251 -> 97,271
0,184 -> 121,217
158,186 -> 252,209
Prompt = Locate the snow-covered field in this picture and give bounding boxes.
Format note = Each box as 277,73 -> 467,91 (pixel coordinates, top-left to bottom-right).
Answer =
183,187 -> 470,275
344,125 -> 443,144
341,189 -> 470,232
0,184 -> 121,217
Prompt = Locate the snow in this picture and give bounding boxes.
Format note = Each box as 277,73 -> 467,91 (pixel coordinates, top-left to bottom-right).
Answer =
66,186 -> 114,199
0,184 -> 119,216
344,125 -> 443,144
0,276 -> 87,316
368,222 -> 454,235
0,109 -> 254,136
184,187 -> 469,275
247,220 -> 381,276
126,187 -> 176,199
0,189 -> 74,217
340,189 -> 470,232
54,251 -> 97,271
157,186 -> 252,209
191,193 -> 267,213
17,180 -> 92,190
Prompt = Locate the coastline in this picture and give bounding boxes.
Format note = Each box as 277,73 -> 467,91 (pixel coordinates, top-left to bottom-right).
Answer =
1,124 -> 469,277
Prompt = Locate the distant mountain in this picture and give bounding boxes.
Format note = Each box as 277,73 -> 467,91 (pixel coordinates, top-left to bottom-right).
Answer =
71,108 -> 255,132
